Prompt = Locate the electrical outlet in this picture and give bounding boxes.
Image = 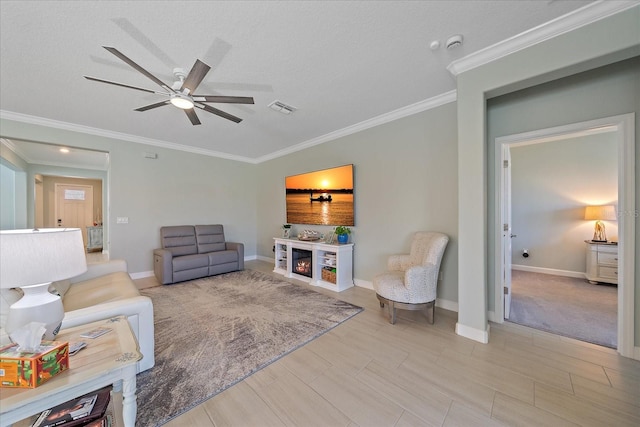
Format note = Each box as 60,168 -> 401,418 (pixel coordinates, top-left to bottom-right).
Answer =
116,217 -> 129,224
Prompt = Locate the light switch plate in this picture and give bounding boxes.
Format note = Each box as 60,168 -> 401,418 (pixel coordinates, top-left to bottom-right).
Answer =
117,217 -> 129,224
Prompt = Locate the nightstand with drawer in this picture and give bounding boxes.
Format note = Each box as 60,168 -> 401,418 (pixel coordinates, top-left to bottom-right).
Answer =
584,240 -> 618,285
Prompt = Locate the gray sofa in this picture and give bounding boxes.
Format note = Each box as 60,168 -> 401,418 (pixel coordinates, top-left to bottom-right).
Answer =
153,225 -> 244,285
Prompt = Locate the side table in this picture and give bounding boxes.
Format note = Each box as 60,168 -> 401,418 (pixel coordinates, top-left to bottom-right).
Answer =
0,316 -> 141,427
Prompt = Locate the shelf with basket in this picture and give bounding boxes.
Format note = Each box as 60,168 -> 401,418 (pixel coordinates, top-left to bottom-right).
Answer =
319,251 -> 337,284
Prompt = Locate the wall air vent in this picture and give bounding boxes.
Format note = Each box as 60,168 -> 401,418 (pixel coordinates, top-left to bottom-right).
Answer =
268,100 -> 297,115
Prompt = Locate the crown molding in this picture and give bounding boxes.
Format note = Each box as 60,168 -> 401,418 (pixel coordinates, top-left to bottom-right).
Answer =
2,90 -> 456,165
447,1 -> 640,76
0,110 -> 257,164
255,90 -> 457,163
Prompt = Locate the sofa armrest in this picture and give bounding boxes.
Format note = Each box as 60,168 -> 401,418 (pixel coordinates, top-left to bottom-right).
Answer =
153,249 -> 174,285
61,296 -> 155,373
226,242 -> 244,270
70,259 -> 128,284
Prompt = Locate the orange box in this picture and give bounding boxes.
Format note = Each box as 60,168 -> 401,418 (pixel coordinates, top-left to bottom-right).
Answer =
0,341 -> 69,388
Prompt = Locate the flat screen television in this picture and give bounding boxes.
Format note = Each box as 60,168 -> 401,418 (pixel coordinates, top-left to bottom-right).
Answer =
285,164 -> 354,226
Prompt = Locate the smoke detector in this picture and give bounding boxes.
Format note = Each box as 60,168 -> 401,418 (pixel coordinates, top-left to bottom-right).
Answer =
445,34 -> 463,50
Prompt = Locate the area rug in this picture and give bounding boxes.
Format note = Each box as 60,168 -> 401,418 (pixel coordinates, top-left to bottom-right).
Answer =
508,270 -> 616,348
135,270 -> 362,426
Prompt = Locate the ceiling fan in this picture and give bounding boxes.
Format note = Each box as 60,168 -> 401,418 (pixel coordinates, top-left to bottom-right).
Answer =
84,46 -> 254,125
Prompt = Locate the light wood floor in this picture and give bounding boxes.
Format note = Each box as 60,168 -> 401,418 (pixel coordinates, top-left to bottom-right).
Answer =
134,260 -> 640,427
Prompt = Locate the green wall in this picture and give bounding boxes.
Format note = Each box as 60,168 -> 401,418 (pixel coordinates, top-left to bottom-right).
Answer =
257,102 -> 460,303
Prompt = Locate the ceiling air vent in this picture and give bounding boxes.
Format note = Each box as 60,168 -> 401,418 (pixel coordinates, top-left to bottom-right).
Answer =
268,100 -> 297,115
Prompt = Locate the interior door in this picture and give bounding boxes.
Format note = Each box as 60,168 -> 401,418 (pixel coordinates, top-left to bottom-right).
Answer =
55,184 -> 94,247
502,146 -> 513,319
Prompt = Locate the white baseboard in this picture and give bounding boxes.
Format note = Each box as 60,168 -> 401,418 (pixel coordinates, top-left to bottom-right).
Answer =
354,279 -> 373,290
130,270 -> 154,280
436,298 -> 458,313
456,322 -> 490,344
512,264 -> 586,279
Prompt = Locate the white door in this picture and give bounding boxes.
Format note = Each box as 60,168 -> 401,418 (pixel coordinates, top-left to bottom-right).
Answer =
502,146 -> 513,319
55,184 -> 94,247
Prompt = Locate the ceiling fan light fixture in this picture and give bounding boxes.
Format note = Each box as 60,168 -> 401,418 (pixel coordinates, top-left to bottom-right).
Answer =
170,95 -> 194,110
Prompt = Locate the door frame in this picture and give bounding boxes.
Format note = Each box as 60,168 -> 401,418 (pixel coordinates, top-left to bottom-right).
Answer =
502,145 -> 512,319
493,113 -> 635,358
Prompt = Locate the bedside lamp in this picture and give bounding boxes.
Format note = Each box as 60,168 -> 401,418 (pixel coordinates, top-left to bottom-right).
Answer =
0,228 -> 87,340
584,205 -> 617,242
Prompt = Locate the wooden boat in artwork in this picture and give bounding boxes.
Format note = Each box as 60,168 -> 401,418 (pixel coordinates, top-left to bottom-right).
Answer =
310,193 -> 332,202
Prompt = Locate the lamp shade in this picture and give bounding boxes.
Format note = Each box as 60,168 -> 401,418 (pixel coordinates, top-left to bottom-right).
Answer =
0,228 -> 87,288
584,205 -> 617,221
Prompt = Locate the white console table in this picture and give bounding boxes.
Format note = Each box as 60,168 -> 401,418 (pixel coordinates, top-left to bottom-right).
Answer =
273,238 -> 354,292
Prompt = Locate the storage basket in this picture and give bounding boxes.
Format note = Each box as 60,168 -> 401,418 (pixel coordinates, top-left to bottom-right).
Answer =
322,268 -> 336,284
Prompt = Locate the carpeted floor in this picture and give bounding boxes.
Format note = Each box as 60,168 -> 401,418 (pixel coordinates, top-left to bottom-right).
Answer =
508,270 -> 617,348
135,270 -> 362,427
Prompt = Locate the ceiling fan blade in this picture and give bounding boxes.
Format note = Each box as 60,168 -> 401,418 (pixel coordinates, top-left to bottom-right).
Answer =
192,95 -> 255,104
103,46 -> 174,93
185,109 -> 201,125
84,76 -> 160,94
135,100 -> 170,111
196,103 -> 242,123
180,59 -> 211,94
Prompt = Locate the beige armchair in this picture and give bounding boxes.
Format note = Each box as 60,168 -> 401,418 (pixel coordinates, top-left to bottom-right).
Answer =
373,231 -> 449,324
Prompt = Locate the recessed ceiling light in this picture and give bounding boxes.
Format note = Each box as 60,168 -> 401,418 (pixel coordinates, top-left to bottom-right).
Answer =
59,148 -> 70,153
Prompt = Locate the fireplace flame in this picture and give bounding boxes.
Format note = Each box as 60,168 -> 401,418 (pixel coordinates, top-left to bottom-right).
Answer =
296,260 -> 311,274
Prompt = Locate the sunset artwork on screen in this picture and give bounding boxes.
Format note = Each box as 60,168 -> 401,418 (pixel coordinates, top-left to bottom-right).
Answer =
285,164 -> 354,226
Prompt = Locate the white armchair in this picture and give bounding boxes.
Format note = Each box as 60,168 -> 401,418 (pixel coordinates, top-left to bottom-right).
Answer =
373,231 -> 449,324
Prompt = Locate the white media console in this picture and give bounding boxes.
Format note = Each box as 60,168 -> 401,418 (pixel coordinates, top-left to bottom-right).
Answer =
273,237 -> 354,292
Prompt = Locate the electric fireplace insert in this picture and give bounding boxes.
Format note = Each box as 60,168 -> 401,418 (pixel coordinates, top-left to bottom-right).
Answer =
291,247 -> 312,278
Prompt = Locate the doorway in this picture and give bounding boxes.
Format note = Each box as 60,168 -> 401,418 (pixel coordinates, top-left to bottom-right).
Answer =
495,114 -> 635,357
35,176 -> 103,251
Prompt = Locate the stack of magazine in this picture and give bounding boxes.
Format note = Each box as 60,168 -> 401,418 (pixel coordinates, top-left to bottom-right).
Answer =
31,386 -> 113,427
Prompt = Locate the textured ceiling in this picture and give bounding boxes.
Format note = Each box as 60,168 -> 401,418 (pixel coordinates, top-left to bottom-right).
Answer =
0,0 -> 601,164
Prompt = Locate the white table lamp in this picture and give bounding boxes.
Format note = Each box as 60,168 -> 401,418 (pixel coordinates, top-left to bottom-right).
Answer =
0,228 -> 87,340
584,205 -> 617,242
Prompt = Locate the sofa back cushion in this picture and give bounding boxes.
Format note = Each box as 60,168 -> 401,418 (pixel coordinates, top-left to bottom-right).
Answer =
160,226 -> 197,256
195,225 -> 226,253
